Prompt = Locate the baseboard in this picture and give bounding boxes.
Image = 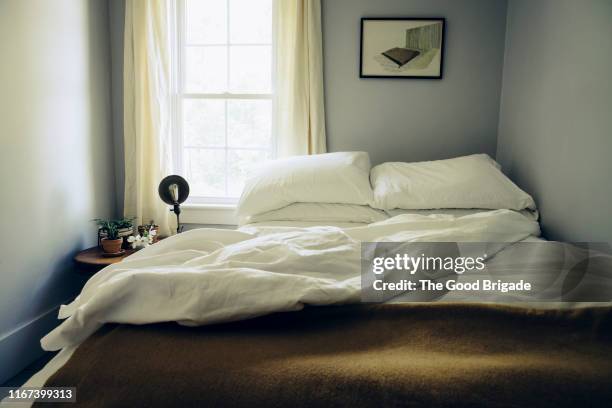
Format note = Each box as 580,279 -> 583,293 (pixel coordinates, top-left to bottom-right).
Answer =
0,305 -> 63,384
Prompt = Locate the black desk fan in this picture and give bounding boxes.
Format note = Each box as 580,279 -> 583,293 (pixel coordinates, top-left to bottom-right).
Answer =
158,175 -> 190,234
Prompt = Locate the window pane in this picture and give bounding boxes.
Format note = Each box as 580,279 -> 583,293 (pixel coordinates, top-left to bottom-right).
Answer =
227,100 -> 271,148
228,149 -> 270,197
185,0 -> 227,44
183,100 -> 225,147
229,46 -> 271,93
229,0 -> 272,44
184,148 -> 226,197
185,46 -> 227,93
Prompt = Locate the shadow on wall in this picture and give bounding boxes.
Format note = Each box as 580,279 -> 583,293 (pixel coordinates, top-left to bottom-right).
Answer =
0,0 -> 115,384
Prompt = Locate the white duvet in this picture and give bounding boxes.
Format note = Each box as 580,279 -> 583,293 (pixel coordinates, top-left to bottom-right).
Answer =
41,210 -> 540,351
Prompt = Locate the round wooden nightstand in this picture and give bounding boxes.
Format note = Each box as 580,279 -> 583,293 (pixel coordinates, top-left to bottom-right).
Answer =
74,246 -> 136,274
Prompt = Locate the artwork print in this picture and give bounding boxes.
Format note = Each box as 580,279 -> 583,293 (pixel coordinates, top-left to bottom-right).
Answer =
360,18 -> 445,78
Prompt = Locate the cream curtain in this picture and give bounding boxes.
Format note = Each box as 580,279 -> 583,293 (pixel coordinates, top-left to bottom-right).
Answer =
274,0 -> 327,156
123,0 -> 174,236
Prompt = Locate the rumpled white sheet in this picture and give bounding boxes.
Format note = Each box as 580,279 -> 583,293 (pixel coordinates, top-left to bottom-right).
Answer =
41,210 -> 540,351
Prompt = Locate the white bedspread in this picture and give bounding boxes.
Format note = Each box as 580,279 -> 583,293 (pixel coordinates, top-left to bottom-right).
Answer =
41,210 -> 540,351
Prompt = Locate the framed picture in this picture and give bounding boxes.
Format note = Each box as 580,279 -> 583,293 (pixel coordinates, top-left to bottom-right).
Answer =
360,17 -> 445,79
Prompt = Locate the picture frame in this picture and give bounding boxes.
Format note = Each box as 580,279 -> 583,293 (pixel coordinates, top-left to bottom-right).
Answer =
360,17 -> 446,79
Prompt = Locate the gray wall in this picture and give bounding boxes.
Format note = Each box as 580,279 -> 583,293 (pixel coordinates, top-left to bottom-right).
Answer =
497,0 -> 612,242
110,0 -> 126,216
0,0 -> 116,382
322,0 -> 508,164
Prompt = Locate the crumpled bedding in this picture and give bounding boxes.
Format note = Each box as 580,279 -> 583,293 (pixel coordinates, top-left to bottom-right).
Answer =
41,210 -> 541,351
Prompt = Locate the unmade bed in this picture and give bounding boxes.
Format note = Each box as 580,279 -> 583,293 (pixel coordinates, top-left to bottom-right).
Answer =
8,153 -> 612,407
8,210 -> 612,408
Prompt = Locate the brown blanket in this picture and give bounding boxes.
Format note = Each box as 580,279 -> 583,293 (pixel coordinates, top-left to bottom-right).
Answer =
41,304 -> 612,407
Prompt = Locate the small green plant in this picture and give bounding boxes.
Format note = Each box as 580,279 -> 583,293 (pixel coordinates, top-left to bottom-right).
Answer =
93,219 -> 119,240
94,217 -> 134,240
115,217 -> 136,229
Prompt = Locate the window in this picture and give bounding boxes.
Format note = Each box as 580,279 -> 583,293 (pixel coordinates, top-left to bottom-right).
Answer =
173,0 -> 274,204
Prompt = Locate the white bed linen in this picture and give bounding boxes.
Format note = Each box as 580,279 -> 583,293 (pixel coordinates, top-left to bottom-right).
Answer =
237,152 -> 374,220
241,209 -> 537,233
384,208 -> 539,221
8,211 -> 612,405
242,203 -> 387,226
240,220 -> 370,233
41,210 -> 541,351
370,154 -> 536,211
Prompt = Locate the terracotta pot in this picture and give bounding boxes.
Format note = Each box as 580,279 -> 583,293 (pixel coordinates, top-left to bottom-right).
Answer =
101,238 -> 123,254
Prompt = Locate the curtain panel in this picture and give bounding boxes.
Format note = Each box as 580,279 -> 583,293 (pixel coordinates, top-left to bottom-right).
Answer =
274,0 -> 327,156
123,0 -> 174,236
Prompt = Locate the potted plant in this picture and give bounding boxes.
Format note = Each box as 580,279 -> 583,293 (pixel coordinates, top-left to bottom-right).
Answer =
115,217 -> 135,239
115,217 -> 136,248
96,217 -> 135,249
94,219 -> 123,254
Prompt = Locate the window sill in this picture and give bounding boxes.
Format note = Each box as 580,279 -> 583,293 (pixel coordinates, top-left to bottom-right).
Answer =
181,203 -> 237,226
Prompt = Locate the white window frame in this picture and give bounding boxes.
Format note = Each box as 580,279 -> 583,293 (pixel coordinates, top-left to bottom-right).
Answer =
171,0 -> 276,206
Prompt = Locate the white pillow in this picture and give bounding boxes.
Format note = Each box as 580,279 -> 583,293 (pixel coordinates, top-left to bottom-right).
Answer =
370,154 -> 536,211
237,152 -> 374,219
242,203 -> 387,225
